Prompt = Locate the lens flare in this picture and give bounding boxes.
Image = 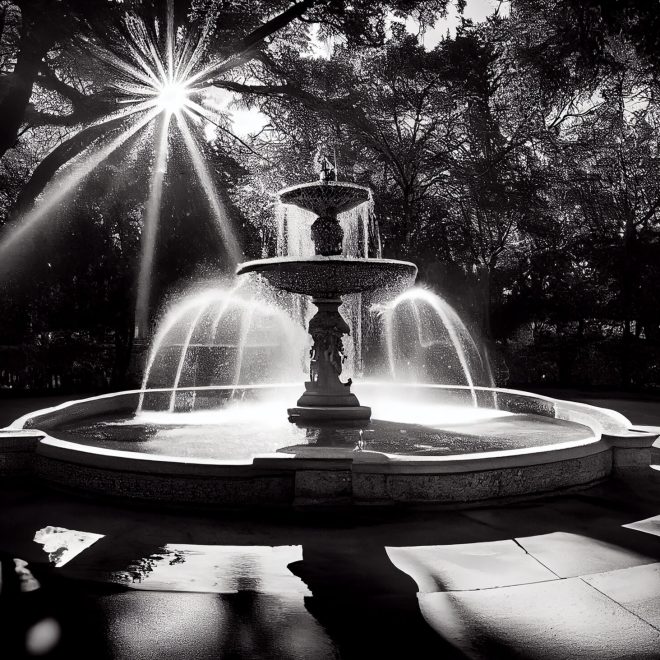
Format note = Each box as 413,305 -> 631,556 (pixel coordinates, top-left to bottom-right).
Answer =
157,81 -> 189,114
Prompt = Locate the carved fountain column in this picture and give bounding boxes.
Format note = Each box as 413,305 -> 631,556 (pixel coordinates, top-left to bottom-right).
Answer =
294,296 -> 363,410
290,202 -> 369,418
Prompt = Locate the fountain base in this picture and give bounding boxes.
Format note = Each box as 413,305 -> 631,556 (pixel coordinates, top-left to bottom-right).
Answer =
288,405 -> 371,421
288,376 -> 371,421
296,379 -> 363,407
7,385 -> 652,508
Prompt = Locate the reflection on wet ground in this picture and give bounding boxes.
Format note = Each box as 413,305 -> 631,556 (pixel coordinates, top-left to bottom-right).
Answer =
3,470 -> 660,659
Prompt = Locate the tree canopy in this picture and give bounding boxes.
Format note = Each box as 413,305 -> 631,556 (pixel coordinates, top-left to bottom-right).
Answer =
2,0 -> 660,391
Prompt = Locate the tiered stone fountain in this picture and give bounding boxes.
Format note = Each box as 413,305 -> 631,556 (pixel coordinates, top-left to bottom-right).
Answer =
237,164 -> 416,421
2,162 -> 655,509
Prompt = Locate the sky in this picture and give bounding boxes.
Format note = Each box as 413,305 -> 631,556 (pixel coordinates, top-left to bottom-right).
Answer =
216,0 -> 510,139
408,0 -> 509,48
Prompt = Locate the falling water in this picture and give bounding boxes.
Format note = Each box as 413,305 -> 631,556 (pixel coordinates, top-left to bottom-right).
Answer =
339,191 -> 379,258
378,287 -> 493,407
168,300 -> 213,412
139,284 -> 307,412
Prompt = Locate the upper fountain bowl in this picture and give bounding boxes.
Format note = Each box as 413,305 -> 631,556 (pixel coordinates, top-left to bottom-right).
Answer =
236,256 -> 417,296
279,181 -> 371,216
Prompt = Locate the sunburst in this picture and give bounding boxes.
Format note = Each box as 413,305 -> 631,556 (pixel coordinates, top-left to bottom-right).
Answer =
0,0 -> 243,338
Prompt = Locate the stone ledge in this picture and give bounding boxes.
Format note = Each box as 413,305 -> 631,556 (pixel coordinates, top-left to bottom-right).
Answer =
27,438 -> 616,507
0,430 -> 44,476
357,451 -> 613,504
35,455 -> 294,506
294,469 -> 352,505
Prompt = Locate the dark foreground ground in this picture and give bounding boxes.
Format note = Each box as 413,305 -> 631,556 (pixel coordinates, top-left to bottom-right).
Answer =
1,391 -> 659,659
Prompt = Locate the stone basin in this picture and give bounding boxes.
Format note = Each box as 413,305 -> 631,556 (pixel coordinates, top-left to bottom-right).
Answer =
279,181 -> 371,216
236,256 -> 418,296
3,383 -> 653,507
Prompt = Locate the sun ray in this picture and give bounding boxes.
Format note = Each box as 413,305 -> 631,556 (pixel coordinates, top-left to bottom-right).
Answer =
184,57 -> 231,88
135,112 -> 173,338
5,0 -> 247,339
166,0 -> 175,82
94,43 -> 161,91
123,15 -> 165,85
147,39 -> 169,86
180,98 -> 216,123
122,36 -> 163,88
0,107 -> 160,265
84,98 -> 160,131
173,32 -> 197,83
174,16 -> 215,85
176,110 -> 242,264
109,82 -> 161,98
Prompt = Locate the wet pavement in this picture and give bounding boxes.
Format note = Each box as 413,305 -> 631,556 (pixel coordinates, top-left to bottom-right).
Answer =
1,393 -> 659,658
1,467 -> 660,659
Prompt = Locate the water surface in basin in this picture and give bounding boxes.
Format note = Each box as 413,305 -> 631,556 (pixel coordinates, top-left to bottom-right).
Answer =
47,393 -> 595,462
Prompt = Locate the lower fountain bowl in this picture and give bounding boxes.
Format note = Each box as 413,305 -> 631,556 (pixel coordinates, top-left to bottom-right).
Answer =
236,256 -> 418,296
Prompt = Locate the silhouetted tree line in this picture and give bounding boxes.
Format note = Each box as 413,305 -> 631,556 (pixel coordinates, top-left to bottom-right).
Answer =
0,0 -> 659,392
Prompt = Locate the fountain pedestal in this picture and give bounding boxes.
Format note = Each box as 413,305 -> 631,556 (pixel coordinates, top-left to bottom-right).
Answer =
288,296 -> 370,421
236,174 -> 417,423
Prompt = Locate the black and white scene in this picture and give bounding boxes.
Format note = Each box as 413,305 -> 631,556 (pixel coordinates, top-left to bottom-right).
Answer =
1,0 -> 660,658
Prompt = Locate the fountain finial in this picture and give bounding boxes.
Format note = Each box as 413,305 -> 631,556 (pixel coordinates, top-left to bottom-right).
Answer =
314,145 -> 337,183
319,155 -> 336,183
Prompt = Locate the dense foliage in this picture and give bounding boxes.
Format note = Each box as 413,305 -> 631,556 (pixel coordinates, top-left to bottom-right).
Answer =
1,0 -> 660,391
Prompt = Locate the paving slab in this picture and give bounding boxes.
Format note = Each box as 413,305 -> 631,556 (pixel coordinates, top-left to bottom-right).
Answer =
386,540 -> 557,592
419,578 -> 660,660
582,563 -> 660,630
515,531 -> 656,577
624,514 -> 660,539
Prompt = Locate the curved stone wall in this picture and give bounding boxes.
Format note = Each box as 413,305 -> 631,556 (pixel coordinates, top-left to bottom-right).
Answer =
1,385 -> 656,507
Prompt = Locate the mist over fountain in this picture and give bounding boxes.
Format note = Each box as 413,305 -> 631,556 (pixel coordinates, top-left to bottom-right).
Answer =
238,158 -> 417,420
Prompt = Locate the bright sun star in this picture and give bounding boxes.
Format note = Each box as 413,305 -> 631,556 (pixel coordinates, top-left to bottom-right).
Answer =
157,81 -> 189,114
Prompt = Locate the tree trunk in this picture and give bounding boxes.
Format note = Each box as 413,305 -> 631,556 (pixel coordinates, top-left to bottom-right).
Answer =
621,218 -> 636,342
0,16 -> 55,159
111,309 -> 136,389
476,264 -> 493,339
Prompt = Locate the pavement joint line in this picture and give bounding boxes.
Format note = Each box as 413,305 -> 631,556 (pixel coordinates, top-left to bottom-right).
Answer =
435,577 -> 561,593
578,575 -> 660,634
512,537 -> 562,579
